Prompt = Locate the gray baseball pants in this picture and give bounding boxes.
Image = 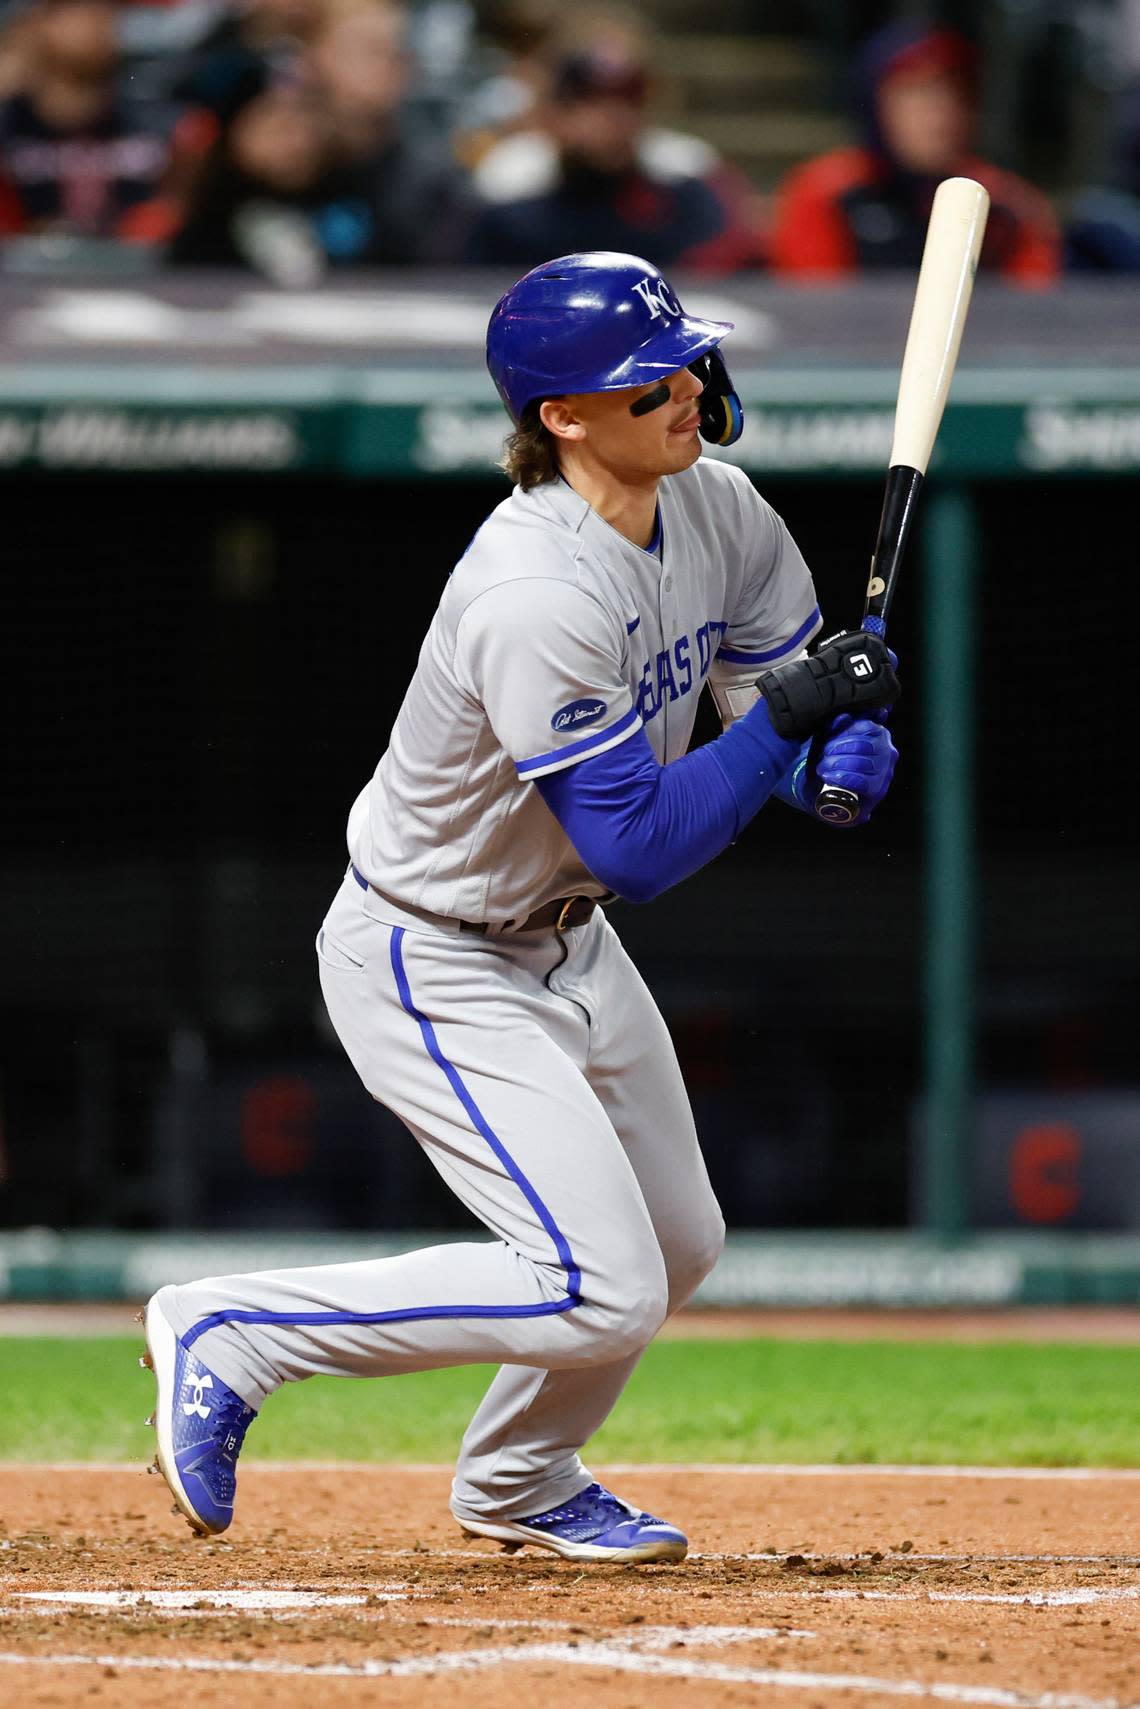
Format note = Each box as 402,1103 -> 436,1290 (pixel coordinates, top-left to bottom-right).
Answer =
158,868 -> 724,1524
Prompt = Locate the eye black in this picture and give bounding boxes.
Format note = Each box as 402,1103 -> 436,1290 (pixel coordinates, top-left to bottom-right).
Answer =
629,382 -> 671,418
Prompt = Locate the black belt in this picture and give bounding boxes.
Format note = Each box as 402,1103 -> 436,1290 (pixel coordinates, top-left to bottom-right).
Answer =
351,866 -> 596,934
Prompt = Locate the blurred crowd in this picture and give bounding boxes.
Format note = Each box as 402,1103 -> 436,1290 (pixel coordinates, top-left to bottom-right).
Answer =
0,0 -> 1137,282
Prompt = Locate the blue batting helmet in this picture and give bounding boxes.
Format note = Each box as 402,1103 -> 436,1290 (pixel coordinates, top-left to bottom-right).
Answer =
486,251 -> 744,447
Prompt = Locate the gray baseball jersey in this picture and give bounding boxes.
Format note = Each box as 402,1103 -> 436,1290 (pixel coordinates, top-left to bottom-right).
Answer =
349,457 -> 821,922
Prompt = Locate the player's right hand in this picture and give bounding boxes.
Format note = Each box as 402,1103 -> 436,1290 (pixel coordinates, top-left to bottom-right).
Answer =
756,630 -> 900,741
809,715 -> 899,824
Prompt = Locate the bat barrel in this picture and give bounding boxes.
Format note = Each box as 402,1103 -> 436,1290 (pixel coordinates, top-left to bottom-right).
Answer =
812,176 -> 989,829
889,177 -> 989,475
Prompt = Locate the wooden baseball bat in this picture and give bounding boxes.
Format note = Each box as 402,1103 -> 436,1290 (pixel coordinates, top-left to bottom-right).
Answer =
814,176 -> 990,825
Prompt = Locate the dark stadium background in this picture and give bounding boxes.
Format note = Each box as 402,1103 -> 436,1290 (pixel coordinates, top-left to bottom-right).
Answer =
3,468 -> 1133,1233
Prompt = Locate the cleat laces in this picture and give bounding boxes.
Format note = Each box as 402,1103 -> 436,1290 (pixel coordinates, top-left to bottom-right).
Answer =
524,1483 -> 646,1544
189,1390 -> 254,1505
212,1390 -> 254,1459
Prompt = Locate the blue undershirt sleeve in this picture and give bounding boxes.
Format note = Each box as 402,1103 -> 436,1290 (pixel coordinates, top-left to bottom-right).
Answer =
536,696 -> 801,904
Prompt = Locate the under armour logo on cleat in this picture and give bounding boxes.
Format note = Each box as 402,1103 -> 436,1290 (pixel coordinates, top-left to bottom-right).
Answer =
182,1372 -> 214,1420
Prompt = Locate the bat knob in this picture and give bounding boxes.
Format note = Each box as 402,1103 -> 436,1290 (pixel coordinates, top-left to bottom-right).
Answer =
814,786 -> 861,826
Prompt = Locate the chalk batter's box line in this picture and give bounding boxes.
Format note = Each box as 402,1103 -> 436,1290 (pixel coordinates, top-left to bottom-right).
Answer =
1,1602 -> 1134,1705
6,1582 -> 1139,1615
0,1643 -> 1129,1709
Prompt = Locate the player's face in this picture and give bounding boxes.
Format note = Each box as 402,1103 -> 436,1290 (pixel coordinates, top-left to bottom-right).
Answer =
562,365 -> 706,480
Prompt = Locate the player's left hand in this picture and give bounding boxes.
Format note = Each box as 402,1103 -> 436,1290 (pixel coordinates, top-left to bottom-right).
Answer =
809,714 -> 898,824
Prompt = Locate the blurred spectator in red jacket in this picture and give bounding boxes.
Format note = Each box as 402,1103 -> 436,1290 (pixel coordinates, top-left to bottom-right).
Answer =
170,0 -> 471,275
466,15 -> 765,273
0,0 -> 213,242
771,23 -> 1060,285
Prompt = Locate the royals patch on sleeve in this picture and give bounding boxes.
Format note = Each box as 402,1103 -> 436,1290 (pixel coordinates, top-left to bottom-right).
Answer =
551,697 -> 608,733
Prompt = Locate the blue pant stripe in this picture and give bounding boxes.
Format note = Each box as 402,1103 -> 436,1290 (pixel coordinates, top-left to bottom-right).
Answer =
182,1296 -> 578,1348
388,927 -> 582,1302
181,924 -> 581,1352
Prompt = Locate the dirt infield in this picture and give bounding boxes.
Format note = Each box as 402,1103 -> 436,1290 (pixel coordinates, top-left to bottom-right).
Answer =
1,1463 -> 1137,1708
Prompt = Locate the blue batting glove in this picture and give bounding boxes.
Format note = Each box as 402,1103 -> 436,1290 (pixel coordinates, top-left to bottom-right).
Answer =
812,713 -> 898,823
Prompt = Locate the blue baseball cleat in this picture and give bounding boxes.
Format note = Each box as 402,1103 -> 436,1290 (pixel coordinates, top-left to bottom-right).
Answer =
140,1287 -> 256,1536
458,1482 -> 688,1564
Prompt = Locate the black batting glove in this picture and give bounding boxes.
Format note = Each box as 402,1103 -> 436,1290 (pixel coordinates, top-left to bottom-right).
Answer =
756,630 -> 900,742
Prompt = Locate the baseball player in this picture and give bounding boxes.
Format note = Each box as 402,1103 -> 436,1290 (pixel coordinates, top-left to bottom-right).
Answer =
140,252 -> 898,1564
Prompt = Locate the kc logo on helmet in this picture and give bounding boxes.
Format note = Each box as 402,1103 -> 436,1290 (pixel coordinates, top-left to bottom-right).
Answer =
632,277 -> 681,321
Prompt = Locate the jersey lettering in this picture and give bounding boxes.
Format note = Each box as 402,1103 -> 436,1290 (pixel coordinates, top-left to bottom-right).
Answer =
636,620 -> 727,725
673,634 -> 693,696
635,654 -> 657,723
655,647 -> 677,707
695,619 -> 728,677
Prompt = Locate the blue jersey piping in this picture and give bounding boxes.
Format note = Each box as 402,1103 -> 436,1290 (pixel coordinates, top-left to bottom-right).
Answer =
717,605 -> 822,666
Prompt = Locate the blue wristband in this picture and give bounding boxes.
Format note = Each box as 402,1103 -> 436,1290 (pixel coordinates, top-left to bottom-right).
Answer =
773,741 -> 814,814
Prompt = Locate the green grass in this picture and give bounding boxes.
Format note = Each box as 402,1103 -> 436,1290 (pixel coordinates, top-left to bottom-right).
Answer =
1,1337 -> 1136,1466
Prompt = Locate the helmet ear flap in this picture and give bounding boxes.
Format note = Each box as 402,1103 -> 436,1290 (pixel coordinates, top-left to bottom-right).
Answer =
690,348 -> 744,447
